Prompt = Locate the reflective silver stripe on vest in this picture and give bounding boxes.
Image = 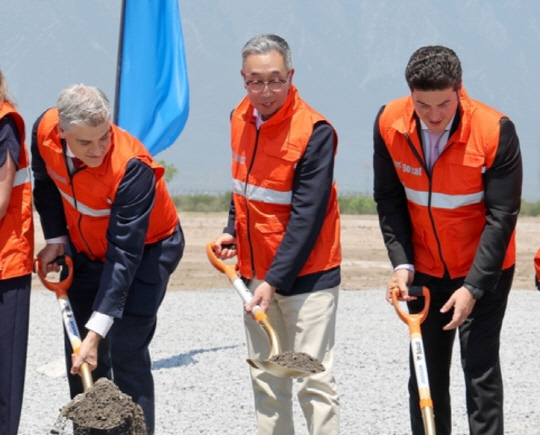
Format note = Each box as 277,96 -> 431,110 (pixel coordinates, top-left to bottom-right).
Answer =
404,186 -> 484,209
59,189 -> 111,217
232,179 -> 292,205
13,166 -> 31,187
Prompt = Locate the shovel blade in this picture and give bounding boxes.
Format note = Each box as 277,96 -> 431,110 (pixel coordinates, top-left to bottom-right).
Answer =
247,358 -> 314,378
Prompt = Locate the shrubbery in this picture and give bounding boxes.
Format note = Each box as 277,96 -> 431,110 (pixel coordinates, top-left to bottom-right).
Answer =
172,193 -> 540,217
338,194 -> 377,214
173,192 -> 378,214
172,192 -> 231,213
520,200 -> 540,217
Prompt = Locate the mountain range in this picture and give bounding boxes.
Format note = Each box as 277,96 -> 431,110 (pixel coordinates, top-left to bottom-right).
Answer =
2,0 -> 540,200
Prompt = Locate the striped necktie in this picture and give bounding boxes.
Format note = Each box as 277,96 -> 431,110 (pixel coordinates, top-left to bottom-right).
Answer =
427,130 -> 443,170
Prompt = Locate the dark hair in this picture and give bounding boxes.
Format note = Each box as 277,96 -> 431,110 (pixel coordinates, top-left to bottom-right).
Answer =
405,45 -> 462,91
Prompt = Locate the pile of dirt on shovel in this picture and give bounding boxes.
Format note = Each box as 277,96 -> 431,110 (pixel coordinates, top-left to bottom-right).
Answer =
49,378 -> 147,435
269,351 -> 325,374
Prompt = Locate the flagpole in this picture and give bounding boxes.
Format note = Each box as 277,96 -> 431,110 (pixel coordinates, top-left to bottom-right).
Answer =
113,0 -> 127,124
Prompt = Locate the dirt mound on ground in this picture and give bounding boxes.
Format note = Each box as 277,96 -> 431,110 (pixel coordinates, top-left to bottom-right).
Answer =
50,378 -> 147,434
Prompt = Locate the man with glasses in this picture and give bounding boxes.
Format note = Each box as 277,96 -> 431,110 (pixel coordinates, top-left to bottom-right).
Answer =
212,34 -> 341,434
373,45 -> 522,434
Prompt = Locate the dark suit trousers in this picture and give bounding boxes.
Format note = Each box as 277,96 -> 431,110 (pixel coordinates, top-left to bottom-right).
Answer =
63,225 -> 184,435
408,267 -> 514,435
0,274 -> 31,435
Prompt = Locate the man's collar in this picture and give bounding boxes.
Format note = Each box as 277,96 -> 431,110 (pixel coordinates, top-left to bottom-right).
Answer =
65,144 -> 75,158
419,115 -> 455,132
253,108 -> 266,129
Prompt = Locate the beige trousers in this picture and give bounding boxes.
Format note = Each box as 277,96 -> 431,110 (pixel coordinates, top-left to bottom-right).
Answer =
245,280 -> 340,435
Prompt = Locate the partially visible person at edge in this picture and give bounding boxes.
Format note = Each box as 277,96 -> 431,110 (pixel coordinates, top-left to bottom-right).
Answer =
373,45 -> 522,435
31,84 -> 184,434
212,34 -> 341,435
533,247 -> 540,291
0,67 -> 34,435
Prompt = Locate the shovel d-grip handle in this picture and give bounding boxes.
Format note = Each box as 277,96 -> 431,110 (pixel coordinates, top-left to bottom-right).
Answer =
206,242 -> 268,323
35,255 -> 74,298
392,286 -> 436,435
34,255 -> 93,391
206,242 -> 281,356
391,285 -> 430,332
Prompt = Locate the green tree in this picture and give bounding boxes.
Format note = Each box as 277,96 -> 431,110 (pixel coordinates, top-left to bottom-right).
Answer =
157,159 -> 178,184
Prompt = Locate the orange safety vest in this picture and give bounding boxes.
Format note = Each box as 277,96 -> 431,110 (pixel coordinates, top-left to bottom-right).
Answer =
534,249 -> 540,284
378,89 -> 515,278
36,108 -> 178,261
230,85 -> 341,280
0,102 -> 34,279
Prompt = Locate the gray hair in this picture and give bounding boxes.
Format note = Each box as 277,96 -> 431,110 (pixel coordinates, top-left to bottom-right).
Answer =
242,34 -> 293,71
57,84 -> 111,130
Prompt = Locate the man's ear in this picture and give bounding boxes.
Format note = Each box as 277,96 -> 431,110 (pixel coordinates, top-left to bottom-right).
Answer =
57,124 -> 66,139
288,68 -> 295,82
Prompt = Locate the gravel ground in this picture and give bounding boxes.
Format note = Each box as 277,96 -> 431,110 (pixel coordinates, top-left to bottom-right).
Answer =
19,287 -> 540,435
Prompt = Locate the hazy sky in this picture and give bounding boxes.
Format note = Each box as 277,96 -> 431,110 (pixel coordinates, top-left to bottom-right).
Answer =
2,0 -> 540,200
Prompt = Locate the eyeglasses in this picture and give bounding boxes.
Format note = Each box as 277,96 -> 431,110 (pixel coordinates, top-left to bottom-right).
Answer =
245,73 -> 289,93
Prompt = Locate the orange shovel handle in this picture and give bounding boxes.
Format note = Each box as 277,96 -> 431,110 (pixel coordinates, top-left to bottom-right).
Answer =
206,242 -> 240,282
34,255 -> 74,298
392,286 -> 435,435
206,241 -> 270,322
392,286 -> 430,329
34,255 -> 94,391
206,241 -> 282,356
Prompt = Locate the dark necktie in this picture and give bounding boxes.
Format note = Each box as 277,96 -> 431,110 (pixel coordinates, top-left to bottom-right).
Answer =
72,157 -> 84,170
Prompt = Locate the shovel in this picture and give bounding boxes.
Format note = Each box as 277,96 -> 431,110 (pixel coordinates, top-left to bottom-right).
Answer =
392,285 -> 436,435
35,255 -> 93,391
36,256 -> 148,434
206,242 -> 324,378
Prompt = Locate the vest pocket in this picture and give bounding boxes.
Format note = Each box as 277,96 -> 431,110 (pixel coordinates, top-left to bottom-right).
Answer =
438,151 -> 485,192
253,217 -> 287,273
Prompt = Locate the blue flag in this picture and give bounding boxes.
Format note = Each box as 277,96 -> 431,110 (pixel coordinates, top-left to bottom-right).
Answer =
116,0 -> 189,155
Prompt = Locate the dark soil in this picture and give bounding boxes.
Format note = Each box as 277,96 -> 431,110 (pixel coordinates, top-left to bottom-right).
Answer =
269,351 -> 325,374
49,378 -> 147,434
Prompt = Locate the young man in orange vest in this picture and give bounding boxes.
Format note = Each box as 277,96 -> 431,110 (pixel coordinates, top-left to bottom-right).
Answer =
373,46 -> 522,434
213,34 -> 341,434
0,66 -> 33,435
31,84 -> 184,434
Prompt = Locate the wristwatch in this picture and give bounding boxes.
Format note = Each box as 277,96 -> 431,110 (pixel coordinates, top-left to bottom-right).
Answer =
464,283 -> 484,300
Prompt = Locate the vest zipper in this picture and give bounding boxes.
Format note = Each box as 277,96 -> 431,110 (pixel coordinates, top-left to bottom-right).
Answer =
64,150 -> 95,258
244,124 -> 259,278
404,133 -> 449,277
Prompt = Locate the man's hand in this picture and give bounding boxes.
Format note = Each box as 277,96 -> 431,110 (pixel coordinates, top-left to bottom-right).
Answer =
245,281 -> 276,315
71,330 -> 101,375
36,243 -> 65,276
386,268 -> 415,304
440,286 -> 476,330
212,233 -> 237,260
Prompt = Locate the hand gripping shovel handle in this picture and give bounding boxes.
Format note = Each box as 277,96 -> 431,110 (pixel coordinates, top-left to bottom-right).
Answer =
392,286 -> 436,435
206,242 -> 281,356
35,255 -> 93,391
391,285 -> 430,332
